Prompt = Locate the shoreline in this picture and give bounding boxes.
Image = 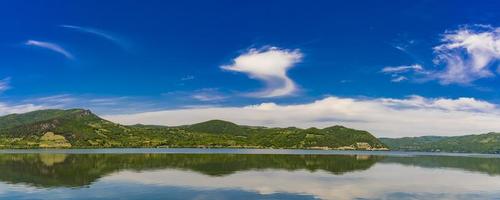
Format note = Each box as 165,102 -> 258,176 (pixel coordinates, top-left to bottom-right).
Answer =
0,147 -> 498,158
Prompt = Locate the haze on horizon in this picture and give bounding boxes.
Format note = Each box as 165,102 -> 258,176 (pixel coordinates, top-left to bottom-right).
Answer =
1,1 -> 500,137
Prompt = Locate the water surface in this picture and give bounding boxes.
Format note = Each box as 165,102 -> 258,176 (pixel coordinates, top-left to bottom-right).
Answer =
0,149 -> 499,200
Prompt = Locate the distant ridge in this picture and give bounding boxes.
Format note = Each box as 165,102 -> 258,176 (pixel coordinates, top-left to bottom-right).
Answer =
0,109 -> 387,150
380,133 -> 500,154
182,119 -> 249,135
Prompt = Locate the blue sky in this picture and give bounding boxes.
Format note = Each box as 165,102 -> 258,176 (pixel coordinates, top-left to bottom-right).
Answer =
1,0 -> 500,136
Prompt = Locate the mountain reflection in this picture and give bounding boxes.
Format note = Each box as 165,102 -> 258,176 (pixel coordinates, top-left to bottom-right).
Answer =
0,153 -> 380,188
0,153 -> 499,189
382,155 -> 500,176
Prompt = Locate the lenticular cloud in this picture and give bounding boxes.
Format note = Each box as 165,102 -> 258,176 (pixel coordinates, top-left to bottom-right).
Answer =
221,47 -> 302,97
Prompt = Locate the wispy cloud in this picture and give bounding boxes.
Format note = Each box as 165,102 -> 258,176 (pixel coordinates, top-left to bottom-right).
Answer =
181,75 -> 195,81
88,97 -> 131,106
25,94 -> 137,109
30,94 -> 77,105
221,46 -> 302,98
60,25 -> 127,49
383,25 -> 500,85
381,64 -> 425,83
191,88 -> 227,102
0,78 -> 11,93
0,102 -> 47,116
9,94 -> 157,115
390,76 -> 407,82
432,24 -> 500,84
25,40 -> 74,59
0,79 -> 50,115
381,64 -> 423,74
104,95 -> 500,137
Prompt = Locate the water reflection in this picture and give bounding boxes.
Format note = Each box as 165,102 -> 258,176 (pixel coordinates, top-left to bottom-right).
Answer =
0,152 -> 499,200
0,153 -> 381,188
382,156 -> 500,176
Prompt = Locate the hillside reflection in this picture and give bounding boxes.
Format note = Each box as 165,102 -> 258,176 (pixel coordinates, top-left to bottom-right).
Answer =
0,153 -> 499,188
0,153 -> 380,188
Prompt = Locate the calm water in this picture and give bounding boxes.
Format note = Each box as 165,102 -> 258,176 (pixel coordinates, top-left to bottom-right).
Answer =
0,149 -> 499,200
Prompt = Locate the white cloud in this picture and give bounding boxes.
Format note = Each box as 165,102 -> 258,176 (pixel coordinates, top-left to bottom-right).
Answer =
0,102 -> 46,116
394,45 -> 406,51
31,94 -> 77,105
0,94 -> 77,115
191,94 -> 226,102
25,40 -> 74,59
221,47 -> 302,97
433,25 -> 500,84
11,94 -> 145,114
191,88 -> 227,102
382,25 -> 500,85
60,25 -> 127,49
381,64 -> 423,74
378,95 -> 496,112
88,97 -> 131,106
390,76 -> 407,82
104,95 -> 500,137
380,64 -> 428,83
0,78 -> 10,93
0,78 -> 45,115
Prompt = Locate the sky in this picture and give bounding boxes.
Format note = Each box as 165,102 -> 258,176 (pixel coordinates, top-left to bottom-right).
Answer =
1,0 -> 500,137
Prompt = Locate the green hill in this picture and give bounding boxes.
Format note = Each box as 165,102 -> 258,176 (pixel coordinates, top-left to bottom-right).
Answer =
0,109 -> 387,150
380,133 -> 500,154
182,120 -> 250,136
0,109 -> 94,130
0,109 -> 132,147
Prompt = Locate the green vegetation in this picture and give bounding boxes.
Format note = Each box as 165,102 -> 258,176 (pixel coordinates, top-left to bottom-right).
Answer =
380,133 -> 500,154
0,109 -> 387,150
39,132 -> 72,148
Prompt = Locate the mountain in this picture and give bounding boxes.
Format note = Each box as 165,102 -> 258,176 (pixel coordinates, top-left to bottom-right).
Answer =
0,109 -> 387,150
0,109 -> 96,130
0,109 -> 132,147
181,120 -> 250,135
380,133 -> 500,154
